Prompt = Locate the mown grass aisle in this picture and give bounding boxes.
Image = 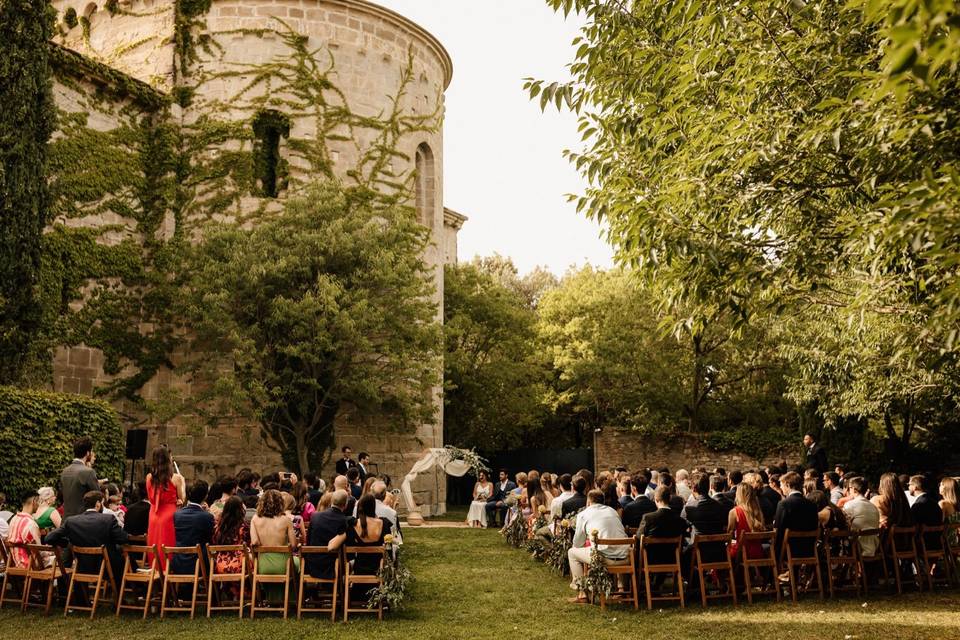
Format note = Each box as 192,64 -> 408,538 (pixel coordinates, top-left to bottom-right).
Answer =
2,528 -> 959,639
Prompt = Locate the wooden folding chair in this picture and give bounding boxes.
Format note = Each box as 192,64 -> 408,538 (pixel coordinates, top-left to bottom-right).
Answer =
888,525 -> 922,594
126,535 -> 147,545
740,530 -> 781,604
946,522 -> 960,586
595,537 -> 639,611
160,545 -> 207,619
250,546 -> 293,619
116,544 -> 162,618
856,528 -> 889,593
0,541 -> 30,610
206,545 -> 250,618
917,525 -> 951,590
64,546 -> 116,618
824,529 -> 860,598
297,546 -> 341,620
22,544 -> 64,615
639,535 -> 685,610
780,529 -> 823,603
343,546 -> 385,622
688,533 -> 736,607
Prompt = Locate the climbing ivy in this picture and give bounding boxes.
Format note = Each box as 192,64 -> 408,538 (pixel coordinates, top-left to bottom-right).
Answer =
0,0 -> 57,385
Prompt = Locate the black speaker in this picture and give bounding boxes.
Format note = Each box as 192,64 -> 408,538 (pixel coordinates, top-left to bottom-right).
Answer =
125,429 -> 148,460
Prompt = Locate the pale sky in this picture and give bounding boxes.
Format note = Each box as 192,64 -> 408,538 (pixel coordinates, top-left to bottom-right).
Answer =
375,0 -> 614,275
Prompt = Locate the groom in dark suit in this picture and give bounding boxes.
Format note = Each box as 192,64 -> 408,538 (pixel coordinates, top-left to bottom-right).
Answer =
485,469 -> 516,528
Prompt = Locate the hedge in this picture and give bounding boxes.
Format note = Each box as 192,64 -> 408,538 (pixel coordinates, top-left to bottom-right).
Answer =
0,386 -> 123,508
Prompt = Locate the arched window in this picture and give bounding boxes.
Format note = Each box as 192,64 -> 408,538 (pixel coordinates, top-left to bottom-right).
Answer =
415,143 -> 435,228
252,110 -> 290,198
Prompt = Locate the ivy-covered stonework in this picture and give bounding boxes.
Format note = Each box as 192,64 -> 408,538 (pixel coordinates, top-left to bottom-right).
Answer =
43,3 -> 445,429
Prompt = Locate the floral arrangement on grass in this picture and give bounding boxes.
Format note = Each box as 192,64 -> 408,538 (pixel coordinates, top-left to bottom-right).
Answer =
576,530 -> 613,600
522,506 -> 550,560
500,507 -> 527,548
546,517 -> 574,575
368,535 -> 412,611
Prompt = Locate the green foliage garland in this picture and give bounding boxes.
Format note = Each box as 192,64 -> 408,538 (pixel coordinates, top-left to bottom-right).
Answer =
501,508 -> 527,548
578,532 -> 613,599
546,518 -> 574,575
63,7 -> 77,29
367,546 -> 412,611
0,386 -> 123,505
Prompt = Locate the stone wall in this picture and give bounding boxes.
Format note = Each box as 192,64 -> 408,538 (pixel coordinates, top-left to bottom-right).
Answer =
45,0 -> 460,515
595,427 -> 800,473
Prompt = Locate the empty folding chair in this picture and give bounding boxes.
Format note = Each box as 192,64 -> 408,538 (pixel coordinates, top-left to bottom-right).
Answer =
888,525 -> 922,594
917,525 -> 951,590
116,544 -> 162,618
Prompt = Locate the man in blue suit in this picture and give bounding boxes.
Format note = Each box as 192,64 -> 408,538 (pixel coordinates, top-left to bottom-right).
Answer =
485,469 -> 516,528
171,481 -> 215,575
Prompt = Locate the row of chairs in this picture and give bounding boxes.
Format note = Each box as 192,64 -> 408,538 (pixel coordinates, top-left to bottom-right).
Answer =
591,521 -> 960,611
0,537 -> 388,622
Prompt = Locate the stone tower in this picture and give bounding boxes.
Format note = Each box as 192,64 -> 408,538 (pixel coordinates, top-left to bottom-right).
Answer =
47,0 -> 462,514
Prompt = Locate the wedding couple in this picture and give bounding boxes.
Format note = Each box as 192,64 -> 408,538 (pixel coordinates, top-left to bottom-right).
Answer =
466,469 -> 516,528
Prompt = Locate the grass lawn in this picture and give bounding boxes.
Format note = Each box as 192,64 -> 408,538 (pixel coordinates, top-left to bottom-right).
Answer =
2,528 -> 959,639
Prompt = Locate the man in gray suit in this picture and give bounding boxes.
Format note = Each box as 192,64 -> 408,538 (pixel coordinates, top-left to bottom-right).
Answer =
60,437 -> 100,519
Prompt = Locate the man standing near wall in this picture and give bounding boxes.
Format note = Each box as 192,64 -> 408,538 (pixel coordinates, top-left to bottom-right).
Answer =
803,434 -> 828,474
61,437 -> 99,519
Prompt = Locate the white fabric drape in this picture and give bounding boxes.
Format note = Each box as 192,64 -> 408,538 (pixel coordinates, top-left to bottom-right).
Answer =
400,448 -> 471,512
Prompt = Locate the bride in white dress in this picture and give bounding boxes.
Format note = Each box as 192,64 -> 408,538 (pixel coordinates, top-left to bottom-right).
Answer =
466,470 -> 493,528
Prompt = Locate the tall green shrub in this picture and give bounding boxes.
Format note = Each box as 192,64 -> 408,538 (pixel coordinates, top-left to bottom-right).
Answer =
0,386 -> 123,506
0,0 -> 57,384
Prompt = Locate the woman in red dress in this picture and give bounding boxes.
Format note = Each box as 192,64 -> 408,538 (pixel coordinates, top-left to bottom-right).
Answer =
727,483 -> 766,560
146,445 -> 185,567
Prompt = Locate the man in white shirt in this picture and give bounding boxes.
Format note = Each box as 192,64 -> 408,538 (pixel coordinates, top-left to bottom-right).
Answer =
371,480 -> 403,545
842,476 -> 880,557
567,489 -> 628,603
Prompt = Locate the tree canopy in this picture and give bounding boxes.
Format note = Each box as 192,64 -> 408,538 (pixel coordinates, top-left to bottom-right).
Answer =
181,182 -> 441,473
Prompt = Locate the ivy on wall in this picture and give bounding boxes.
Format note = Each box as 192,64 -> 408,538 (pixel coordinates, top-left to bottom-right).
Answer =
0,0 -> 57,385
0,386 -> 123,506
38,5 -> 445,444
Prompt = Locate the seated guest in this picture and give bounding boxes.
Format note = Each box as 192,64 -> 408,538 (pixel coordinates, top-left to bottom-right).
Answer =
292,481 -> 316,528
333,475 -> 357,515
727,483 -> 765,561
124,482 -> 150,536
872,472 -> 914,529
575,468 -> 596,493
345,494 -> 392,599
675,469 -> 692,501
304,473 -> 323,507
282,492 -> 306,546
721,470 -> 742,504
567,489 -> 629,604
236,469 -> 258,498
655,473 -> 686,513
34,487 -> 62,536
682,471 -> 729,569
773,471 -> 819,566
172,481 -> 215,575
46,490 -> 128,582
250,489 -> 300,577
900,473 -> 917,506
617,472 -> 633,509
211,496 -> 250,596
306,489 -> 349,580
561,476 -> 588,519
7,490 -> 45,568
103,484 -> 125,527
744,472 -> 775,527
637,486 -> 690,574
622,473 -> 656,529
242,494 -> 259,525
940,477 -> 959,546
843,476 -> 880,557
346,467 -> 363,500
549,474 -> 575,520
371,481 -> 403,544
823,472 -> 843,505
209,477 -> 238,521
485,469 -> 516,528
811,489 -> 847,530
711,474 -> 734,514
909,474 -> 944,550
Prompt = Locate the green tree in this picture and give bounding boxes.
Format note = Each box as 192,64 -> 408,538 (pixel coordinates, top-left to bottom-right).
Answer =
443,262 -> 546,450
530,0 -> 960,353
181,182 -> 441,473
0,0 -> 56,383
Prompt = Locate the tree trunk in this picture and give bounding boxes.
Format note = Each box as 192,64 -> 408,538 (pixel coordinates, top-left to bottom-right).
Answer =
688,332 -> 704,432
295,424 -> 310,475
